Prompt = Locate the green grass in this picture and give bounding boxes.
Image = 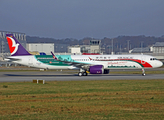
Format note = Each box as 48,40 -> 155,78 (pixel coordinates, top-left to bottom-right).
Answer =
0,80 -> 164,119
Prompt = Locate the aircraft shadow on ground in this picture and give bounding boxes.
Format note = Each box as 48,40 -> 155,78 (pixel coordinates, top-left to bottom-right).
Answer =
4,74 -> 142,77
4,74 -> 77,77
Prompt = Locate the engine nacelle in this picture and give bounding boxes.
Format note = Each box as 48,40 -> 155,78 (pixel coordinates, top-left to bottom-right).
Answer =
89,65 -> 110,74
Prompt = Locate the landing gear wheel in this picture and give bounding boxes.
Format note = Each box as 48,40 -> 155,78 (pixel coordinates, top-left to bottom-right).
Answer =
142,68 -> 145,76
83,72 -> 88,76
78,72 -> 83,76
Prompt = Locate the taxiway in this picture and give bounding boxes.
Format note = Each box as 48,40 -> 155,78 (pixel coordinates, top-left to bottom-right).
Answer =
0,70 -> 164,82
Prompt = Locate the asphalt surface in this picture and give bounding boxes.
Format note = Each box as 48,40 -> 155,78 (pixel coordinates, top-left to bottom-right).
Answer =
0,69 -> 164,82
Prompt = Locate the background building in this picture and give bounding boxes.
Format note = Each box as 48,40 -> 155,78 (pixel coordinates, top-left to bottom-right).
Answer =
90,40 -> 101,53
81,45 -> 90,53
27,43 -> 54,55
68,45 -> 81,54
68,40 -> 101,54
54,44 -> 69,53
152,42 -> 164,53
129,47 -> 151,53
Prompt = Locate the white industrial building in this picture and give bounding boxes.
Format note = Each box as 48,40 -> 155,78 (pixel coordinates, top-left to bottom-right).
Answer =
68,40 -> 101,54
27,43 -> 54,55
152,42 -> 164,53
68,45 -> 81,54
68,45 -> 101,54
90,45 -> 100,53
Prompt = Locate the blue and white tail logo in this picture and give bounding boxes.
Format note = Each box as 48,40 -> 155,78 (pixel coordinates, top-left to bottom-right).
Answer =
6,34 -> 31,56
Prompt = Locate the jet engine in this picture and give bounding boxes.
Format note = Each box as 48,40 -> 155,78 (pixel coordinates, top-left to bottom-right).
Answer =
89,65 -> 109,74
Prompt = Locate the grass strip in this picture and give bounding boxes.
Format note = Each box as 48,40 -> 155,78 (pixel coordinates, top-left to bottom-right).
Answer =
0,80 -> 164,119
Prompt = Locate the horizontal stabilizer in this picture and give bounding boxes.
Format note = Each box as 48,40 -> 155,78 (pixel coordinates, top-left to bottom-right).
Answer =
4,57 -> 20,62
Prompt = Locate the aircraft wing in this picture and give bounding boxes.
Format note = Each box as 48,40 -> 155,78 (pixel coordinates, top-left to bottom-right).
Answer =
51,52 -> 91,68
62,61 -> 89,68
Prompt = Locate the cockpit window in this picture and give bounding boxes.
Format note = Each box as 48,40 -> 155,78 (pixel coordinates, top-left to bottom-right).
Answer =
150,58 -> 157,60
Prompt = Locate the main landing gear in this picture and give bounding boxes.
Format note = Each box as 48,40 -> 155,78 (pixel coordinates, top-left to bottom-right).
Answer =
142,68 -> 146,76
78,68 -> 88,76
78,72 -> 88,76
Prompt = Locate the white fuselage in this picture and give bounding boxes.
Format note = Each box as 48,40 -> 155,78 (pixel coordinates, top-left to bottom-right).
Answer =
6,54 -> 163,70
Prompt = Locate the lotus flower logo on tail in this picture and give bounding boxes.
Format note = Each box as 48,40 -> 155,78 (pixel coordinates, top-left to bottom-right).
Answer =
6,36 -> 19,55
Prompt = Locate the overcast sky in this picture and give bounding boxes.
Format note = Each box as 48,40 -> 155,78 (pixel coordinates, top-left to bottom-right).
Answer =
1,0 -> 164,39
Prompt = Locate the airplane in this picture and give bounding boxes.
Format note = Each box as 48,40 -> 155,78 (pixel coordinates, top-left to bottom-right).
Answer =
5,34 -> 163,76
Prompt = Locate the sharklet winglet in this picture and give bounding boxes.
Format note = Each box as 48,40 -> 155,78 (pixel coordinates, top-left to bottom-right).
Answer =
51,51 -> 58,60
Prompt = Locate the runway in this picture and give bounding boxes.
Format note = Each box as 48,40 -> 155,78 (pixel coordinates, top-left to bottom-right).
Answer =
0,70 -> 164,82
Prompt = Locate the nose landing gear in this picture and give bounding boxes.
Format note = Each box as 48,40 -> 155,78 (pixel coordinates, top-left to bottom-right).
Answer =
142,68 -> 145,76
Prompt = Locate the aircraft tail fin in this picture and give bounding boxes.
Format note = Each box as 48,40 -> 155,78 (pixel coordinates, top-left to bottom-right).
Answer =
6,34 -> 31,56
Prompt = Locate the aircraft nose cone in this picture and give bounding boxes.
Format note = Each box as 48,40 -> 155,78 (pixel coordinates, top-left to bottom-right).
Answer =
158,61 -> 163,67
152,60 -> 163,68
